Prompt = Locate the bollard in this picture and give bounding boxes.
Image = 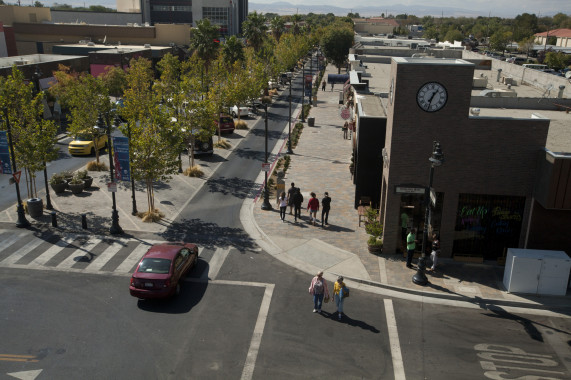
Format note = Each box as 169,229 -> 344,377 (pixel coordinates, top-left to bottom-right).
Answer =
558,85 -> 565,99
51,211 -> 57,228
81,213 -> 87,229
496,68 -> 502,82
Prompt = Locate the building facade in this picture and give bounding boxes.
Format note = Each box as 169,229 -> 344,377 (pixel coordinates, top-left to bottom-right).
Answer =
380,58 -> 550,260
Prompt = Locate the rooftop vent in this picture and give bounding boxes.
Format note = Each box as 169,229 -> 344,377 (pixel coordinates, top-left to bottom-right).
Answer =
87,42 -> 95,46
470,108 -> 481,116
144,44 -> 151,48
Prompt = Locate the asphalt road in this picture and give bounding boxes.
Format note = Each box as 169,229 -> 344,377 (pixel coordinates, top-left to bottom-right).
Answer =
1,58 -> 570,379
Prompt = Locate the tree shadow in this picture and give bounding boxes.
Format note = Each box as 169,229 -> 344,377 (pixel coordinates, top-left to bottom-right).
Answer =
159,218 -> 257,251
205,176 -> 258,199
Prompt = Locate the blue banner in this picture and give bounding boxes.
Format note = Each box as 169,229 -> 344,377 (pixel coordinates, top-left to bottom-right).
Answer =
112,136 -> 131,182
0,131 -> 12,175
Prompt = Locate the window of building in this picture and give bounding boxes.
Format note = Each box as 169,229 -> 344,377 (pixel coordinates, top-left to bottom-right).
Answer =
203,7 -> 230,35
454,194 -> 525,260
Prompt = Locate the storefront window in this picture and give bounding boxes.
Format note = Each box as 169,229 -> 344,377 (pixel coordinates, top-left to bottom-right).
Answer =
398,192 -> 443,252
454,194 -> 525,260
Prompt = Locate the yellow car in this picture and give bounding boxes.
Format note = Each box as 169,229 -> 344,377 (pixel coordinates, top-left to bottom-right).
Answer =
68,134 -> 108,156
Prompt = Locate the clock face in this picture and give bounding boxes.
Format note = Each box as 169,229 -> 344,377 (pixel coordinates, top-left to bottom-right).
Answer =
416,82 -> 447,112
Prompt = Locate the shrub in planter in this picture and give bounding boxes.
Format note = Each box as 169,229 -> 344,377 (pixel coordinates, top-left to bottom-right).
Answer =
235,120 -> 248,130
49,173 -> 67,194
367,236 -> 383,254
68,176 -> 85,194
75,169 -> 93,188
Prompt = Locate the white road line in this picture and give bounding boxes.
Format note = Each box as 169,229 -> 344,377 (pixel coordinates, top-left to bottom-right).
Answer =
113,242 -> 153,274
378,256 -> 388,284
28,236 -> 75,267
1,238 -> 45,265
203,247 -> 230,280
82,241 -> 125,273
56,237 -> 102,269
384,299 -> 406,380
241,283 -> 274,380
0,231 -> 29,252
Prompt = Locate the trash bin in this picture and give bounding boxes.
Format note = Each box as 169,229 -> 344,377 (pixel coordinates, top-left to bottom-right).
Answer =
308,117 -> 315,127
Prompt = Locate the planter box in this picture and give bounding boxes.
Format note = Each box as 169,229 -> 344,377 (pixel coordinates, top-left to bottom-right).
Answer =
82,176 -> 93,189
50,182 -> 67,194
68,182 -> 84,194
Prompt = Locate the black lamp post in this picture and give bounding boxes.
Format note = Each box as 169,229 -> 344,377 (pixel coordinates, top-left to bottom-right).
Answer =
301,63 -> 305,123
97,113 -> 123,234
261,103 -> 272,211
286,78 -> 293,154
413,141 -> 444,286
115,115 -> 137,216
31,66 -> 53,210
2,108 -> 30,228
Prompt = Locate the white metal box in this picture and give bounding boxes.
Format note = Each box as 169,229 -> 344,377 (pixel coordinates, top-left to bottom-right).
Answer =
503,248 -> 570,296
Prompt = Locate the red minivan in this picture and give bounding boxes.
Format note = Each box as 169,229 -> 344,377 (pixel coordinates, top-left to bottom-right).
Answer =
215,114 -> 235,134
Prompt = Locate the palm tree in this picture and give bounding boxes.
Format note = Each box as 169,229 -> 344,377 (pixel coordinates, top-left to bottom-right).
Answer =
242,11 -> 268,51
190,19 -> 220,72
291,14 -> 302,35
270,16 -> 285,42
222,35 -> 245,65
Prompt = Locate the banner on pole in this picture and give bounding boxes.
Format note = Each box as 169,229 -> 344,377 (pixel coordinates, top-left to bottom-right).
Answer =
112,136 -> 131,182
0,131 -> 12,174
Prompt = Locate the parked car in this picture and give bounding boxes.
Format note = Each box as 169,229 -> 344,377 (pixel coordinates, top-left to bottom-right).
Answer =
187,132 -> 214,156
229,105 -> 252,118
215,114 -> 235,134
68,134 -> 108,156
129,242 -> 199,299
279,72 -> 293,84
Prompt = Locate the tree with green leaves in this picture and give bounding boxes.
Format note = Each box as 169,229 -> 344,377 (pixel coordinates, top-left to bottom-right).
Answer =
518,36 -> 535,57
190,19 -> 220,73
270,16 -> 285,42
121,57 -> 181,220
222,35 -> 245,66
545,51 -> 570,70
321,23 -> 354,74
291,14 -> 302,35
100,66 -> 127,98
0,66 -> 58,200
243,11 -> 269,51
50,65 -> 112,166
444,29 -> 464,43
489,29 -> 513,52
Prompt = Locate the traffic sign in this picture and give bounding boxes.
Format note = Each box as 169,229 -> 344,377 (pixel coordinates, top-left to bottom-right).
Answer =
107,182 -> 117,192
13,171 -> 21,184
262,163 -> 270,172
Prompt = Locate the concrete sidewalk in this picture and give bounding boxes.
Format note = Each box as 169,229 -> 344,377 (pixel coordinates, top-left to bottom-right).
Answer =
1,61 -> 569,314
247,62 -> 571,314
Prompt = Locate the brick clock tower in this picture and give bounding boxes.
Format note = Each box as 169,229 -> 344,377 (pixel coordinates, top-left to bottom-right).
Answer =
380,58 -> 475,256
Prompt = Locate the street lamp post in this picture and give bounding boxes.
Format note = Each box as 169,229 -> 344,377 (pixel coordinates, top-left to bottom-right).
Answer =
413,141 -> 444,286
301,63 -> 305,123
115,115 -> 137,216
3,108 -> 30,228
31,66 -> 53,210
286,78 -> 293,154
97,113 -> 123,234
261,104 -> 272,211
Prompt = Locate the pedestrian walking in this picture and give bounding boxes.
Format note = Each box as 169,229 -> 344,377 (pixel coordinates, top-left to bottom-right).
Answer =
308,271 -> 329,313
333,276 -> 348,320
428,233 -> 440,272
321,80 -> 326,91
287,182 -> 296,215
342,121 -> 349,139
406,228 -> 417,269
321,192 -> 331,227
293,188 -> 304,222
277,191 -> 288,222
307,192 -> 319,226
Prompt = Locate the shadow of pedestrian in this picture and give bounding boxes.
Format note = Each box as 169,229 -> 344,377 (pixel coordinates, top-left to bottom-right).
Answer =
320,311 -> 380,333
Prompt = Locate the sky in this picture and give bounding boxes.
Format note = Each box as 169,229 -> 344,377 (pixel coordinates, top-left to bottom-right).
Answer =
32,1 -> 570,18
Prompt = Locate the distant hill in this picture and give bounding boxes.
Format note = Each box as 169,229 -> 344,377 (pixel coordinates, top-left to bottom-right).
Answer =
249,1 -> 559,18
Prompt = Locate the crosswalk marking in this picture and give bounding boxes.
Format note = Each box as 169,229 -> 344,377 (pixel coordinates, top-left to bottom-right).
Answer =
0,231 -> 29,252
82,240 -> 126,273
0,230 -> 229,279
56,237 -> 102,269
1,238 -> 45,265
28,236 -> 75,267
113,242 -> 153,274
